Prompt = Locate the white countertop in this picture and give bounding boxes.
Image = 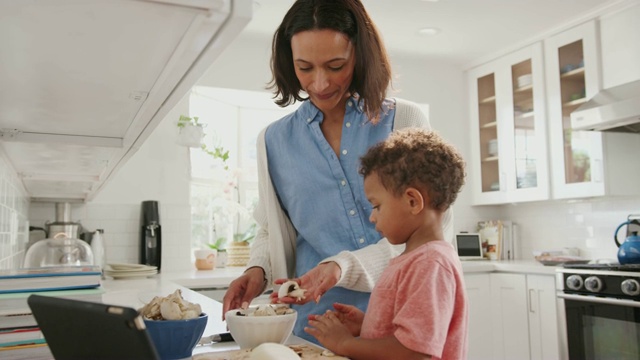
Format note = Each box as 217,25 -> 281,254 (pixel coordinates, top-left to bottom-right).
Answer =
3,260 -> 559,359
165,260 -> 558,290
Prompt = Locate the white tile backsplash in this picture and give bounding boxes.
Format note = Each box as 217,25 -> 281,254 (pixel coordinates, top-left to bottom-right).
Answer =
501,197 -> 640,262
0,151 -> 30,270
28,202 -> 193,272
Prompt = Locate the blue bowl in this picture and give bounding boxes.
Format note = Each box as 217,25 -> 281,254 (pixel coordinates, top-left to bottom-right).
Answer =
144,313 -> 208,360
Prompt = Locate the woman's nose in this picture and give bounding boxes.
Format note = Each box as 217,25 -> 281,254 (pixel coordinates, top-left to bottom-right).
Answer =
309,70 -> 329,93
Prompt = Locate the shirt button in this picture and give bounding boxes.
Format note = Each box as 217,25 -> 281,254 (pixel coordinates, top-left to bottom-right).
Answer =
359,238 -> 365,244
342,149 -> 348,155
349,209 -> 356,216
307,118 -> 312,123
341,180 -> 346,186
346,122 -> 351,128
348,102 -> 353,107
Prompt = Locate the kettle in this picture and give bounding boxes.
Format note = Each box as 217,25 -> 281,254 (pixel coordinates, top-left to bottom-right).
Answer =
614,220 -> 640,265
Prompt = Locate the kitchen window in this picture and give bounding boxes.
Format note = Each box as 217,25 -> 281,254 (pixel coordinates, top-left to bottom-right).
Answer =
188,87 -> 297,251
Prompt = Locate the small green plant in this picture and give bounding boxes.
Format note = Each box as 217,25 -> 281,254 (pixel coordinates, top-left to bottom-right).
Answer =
177,115 -> 200,128
177,114 -> 230,169
206,237 -> 226,251
233,223 -> 257,243
201,143 -> 230,169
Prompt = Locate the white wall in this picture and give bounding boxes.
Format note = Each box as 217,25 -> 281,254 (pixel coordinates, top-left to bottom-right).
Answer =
22,6 -> 640,272
198,28 -> 640,263
28,95 -> 193,272
197,33 -> 505,236
0,153 -> 30,270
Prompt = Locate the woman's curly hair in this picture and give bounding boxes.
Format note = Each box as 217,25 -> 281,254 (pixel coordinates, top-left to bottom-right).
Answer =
360,129 -> 466,211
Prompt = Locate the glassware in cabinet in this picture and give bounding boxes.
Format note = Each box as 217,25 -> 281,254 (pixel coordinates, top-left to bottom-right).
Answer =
477,73 -> 501,194
545,20 -> 604,198
468,43 -> 548,205
511,59 -> 538,190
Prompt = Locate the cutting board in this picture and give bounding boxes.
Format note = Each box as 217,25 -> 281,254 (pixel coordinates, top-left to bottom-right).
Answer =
193,344 -> 349,360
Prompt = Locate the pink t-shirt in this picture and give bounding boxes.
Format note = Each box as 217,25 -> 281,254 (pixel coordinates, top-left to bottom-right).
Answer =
360,240 -> 468,360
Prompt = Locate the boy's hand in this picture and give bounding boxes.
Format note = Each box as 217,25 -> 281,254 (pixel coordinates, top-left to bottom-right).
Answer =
305,310 -> 354,355
331,302 -> 364,337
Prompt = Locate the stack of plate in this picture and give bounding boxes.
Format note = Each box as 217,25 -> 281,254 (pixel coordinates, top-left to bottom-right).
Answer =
104,263 -> 158,279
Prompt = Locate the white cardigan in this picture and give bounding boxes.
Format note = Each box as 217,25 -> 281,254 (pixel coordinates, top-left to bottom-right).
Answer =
247,98 -> 454,291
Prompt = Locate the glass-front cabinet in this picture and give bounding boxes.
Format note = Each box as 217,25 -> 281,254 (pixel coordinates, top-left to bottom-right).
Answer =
544,21 -> 603,199
468,43 -> 549,205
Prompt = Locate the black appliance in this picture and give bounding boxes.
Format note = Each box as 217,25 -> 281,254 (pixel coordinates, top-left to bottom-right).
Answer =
557,263 -> 640,360
140,201 -> 161,271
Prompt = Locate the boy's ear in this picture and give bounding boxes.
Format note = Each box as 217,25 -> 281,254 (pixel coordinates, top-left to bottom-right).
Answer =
404,187 -> 425,214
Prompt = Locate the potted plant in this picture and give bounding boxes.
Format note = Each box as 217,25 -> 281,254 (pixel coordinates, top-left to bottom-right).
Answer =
226,223 -> 257,267
205,237 -> 228,268
176,115 -> 205,148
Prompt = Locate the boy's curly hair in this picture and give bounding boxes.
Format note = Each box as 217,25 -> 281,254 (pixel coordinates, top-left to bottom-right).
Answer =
359,128 -> 466,211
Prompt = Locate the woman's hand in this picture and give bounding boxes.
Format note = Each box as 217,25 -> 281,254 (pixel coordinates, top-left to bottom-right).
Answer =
270,262 -> 342,304
222,267 -> 266,319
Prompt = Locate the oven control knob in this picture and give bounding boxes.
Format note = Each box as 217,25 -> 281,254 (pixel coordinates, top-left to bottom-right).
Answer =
566,275 -> 583,290
621,279 -> 640,296
584,276 -> 603,293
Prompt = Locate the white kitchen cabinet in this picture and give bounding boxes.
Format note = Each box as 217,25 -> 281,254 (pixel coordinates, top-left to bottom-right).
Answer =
489,273 -> 562,360
0,0 -> 252,202
599,4 -> 640,88
465,273 -> 493,359
468,43 -> 549,205
545,20 -> 640,199
527,274 -> 560,360
490,273 -> 530,359
544,20 -> 602,200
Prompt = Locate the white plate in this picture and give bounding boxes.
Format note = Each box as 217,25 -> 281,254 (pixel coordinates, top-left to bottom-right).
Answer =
105,268 -> 157,274
105,269 -> 158,279
108,263 -> 157,271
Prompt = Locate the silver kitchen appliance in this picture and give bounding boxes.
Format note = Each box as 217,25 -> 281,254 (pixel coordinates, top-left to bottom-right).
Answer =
571,79 -> 640,133
46,203 -> 83,239
26,202 -> 86,254
557,263 -> 640,359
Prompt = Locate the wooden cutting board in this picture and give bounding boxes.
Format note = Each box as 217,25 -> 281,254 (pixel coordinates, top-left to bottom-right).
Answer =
194,344 -> 349,360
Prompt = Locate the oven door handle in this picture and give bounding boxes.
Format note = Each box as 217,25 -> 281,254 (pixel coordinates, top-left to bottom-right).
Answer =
557,293 -> 640,308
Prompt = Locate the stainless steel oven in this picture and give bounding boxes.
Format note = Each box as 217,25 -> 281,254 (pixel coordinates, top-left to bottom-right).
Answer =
557,264 -> 640,360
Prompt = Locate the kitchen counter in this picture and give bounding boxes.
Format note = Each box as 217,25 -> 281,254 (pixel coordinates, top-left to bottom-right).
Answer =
163,266 -> 247,289
2,272 -> 296,360
165,260 -> 558,290
3,260 -> 559,359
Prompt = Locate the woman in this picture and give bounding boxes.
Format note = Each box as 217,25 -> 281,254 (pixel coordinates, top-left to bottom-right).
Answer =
222,0 -> 452,343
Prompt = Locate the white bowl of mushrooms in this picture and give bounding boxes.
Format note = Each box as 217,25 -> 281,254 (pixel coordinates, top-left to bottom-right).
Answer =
225,304 -> 297,349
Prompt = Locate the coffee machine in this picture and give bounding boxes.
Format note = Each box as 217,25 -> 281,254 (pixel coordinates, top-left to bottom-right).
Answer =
140,200 -> 161,270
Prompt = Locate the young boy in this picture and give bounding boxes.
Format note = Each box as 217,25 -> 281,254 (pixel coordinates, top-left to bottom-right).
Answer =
305,128 -> 468,360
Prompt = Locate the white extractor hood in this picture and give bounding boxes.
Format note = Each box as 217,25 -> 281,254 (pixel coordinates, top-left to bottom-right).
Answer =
571,80 -> 640,133
0,0 -> 251,202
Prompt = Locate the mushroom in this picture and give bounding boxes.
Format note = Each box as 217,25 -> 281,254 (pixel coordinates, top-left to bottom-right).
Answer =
277,280 -> 307,301
138,289 -> 202,320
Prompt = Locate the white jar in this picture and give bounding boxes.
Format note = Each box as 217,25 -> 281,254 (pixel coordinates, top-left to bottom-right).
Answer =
91,229 -> 106,272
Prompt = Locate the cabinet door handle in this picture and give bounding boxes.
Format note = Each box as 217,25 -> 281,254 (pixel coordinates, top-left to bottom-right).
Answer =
593,159 -> 603,182
529,289 -> 537,313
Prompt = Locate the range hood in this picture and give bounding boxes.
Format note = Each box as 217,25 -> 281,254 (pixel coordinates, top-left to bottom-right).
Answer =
0,0 -> 252,202
571,80 -> 640,133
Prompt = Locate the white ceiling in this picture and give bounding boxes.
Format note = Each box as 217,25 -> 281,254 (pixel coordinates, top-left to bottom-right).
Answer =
242,0 -> 622,67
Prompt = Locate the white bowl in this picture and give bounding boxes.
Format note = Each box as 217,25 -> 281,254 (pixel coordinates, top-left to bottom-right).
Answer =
517,74 -> 532,88
225,306 -> 297,349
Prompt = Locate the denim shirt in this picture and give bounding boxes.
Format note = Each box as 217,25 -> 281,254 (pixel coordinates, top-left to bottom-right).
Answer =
265,97 -> 395,343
